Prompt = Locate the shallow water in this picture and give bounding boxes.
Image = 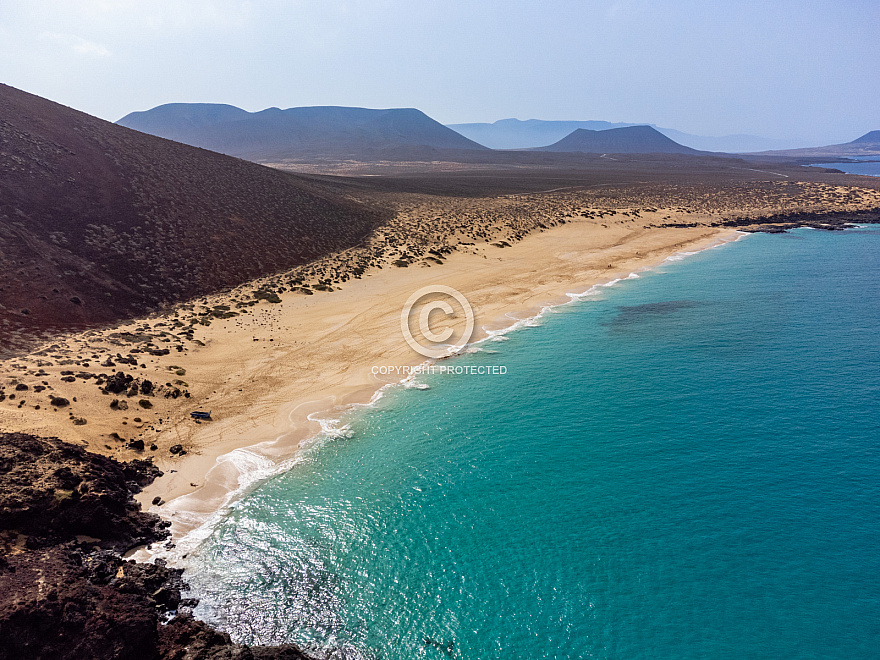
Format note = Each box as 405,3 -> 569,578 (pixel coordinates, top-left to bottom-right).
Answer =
185,227 -> 880,659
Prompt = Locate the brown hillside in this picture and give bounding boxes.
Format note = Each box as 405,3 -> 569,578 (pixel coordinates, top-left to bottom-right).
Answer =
0,84 -> 386,353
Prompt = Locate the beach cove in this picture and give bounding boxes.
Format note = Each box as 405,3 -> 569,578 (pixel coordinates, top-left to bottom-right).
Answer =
2,175 -> 879,658
183,224 -> 880,659
4,178 -> 880,550
132,218 -> 733,544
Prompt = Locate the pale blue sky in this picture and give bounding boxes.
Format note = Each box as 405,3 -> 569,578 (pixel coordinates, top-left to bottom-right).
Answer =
1,0 -> 877,144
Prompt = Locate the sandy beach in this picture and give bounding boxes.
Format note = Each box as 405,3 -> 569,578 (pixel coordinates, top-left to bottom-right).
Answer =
0,210 -> 730,543
5,179 -> 880,549
140,219 -> 737,544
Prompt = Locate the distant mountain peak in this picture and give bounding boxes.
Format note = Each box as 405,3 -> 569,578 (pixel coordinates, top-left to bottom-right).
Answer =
447,118 -> 796,152
851,130 -> 880,144
537,125 -> 700,154
447,118 -> 640,149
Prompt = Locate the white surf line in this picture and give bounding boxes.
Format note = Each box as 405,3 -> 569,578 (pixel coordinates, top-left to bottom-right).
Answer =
468,234 -> 740,352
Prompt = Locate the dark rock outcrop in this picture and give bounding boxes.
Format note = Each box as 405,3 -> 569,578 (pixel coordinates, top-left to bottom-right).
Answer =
0,433 -> 166,549
0,433 -> 313,660
723,208 -> 880,233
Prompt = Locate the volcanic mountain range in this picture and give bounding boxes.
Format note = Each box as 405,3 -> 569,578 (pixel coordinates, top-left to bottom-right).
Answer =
117,104 -> 488,160
118,103 -> 704,160
120,103 -> 879,159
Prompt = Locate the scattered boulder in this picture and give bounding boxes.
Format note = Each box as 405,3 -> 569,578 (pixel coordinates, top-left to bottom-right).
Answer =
105,372 -> 134,395
50,397 -> 70,408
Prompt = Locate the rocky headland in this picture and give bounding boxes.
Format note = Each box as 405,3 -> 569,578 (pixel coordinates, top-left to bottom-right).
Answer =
0,432 -> 315,660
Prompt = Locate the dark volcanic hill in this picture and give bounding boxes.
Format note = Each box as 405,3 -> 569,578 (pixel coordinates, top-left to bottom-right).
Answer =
446,118 -> 638,149
535,125 -> 701,155
447,118 -> 801,152
117,103 -> 488,161
850,130 -> 880,144
0,84 -> 385,352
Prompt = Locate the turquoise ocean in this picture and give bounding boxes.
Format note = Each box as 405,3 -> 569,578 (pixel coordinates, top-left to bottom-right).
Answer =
184,226 -> 880,659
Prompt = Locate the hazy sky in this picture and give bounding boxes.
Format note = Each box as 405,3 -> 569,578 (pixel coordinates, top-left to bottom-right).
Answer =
1,0 -> 877,144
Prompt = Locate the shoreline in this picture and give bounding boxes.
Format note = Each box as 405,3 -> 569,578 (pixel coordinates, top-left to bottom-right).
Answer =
129,221 -> 742,564
172,221 -> 880,660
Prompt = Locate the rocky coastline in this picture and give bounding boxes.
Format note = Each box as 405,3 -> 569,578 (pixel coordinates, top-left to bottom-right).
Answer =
724,207 -> 880,233
0,432 -> 313,660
